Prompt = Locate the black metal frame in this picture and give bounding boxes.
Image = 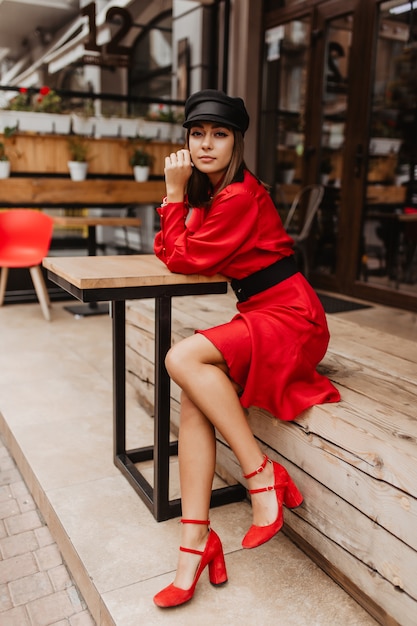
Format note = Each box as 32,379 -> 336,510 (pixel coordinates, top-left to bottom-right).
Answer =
47,271 -> 246,521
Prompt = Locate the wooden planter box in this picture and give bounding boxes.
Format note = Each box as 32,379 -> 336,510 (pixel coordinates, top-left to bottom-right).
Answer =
1,132 -> 182,178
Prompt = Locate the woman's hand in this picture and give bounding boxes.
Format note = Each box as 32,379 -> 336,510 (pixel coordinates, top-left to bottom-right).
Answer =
164,149 -> 193,203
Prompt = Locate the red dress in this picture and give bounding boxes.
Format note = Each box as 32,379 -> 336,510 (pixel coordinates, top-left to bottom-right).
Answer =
154,170 -> 340,421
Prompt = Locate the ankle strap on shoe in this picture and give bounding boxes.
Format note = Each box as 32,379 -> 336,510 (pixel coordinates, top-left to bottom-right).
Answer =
179,545 -> 204,556
243,454 -> 269,479
181,519 -> 210,525
248,484 -> 279,495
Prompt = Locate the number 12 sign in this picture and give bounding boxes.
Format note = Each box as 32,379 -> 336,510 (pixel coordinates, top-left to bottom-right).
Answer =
81,1 -> 134,67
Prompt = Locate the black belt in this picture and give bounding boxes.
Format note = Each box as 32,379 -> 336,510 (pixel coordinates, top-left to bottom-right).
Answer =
230,255 -> 298,303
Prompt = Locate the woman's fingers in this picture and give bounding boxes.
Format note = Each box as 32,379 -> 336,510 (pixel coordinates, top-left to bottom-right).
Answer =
165,149 -> 193,180
166,149 -> 191,166
164,150 -> 193,196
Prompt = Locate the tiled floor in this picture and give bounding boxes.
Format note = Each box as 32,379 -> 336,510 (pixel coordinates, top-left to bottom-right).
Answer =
0,434 -> 95,625
0,292 -> 415,625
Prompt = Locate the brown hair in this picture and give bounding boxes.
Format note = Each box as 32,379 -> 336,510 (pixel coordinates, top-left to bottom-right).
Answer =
185,127 -> 247,208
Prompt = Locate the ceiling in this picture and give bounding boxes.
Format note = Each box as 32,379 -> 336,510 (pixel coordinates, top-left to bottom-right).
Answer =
0,0 -> 79,62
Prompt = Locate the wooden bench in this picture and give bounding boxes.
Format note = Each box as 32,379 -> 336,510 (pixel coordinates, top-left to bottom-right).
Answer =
125,290 -> 417,626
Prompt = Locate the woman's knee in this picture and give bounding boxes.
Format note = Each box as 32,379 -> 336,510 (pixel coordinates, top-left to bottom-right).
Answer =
165,334 -> 224,383
165,342 -> 186,381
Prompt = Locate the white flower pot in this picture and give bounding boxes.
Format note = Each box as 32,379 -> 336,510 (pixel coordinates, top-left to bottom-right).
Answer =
119,118 -> 139,138
0,110 -> 19,133
50,114 -> 71,134
0,160 -> 10,179
17,111 -> 71,134
138,120 -> 176,141
137,120 -> 160,139
133,165 -> 150,182
94,117 -> 121,138
71,114 -> 96,136
68,161 -> 88,181
73,115 -> 138,138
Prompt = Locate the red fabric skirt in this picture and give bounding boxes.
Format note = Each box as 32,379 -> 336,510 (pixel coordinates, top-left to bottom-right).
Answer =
197,273 -> 340,421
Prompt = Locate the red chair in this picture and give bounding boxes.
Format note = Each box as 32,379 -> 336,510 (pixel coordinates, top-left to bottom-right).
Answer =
0,209 -> 54,320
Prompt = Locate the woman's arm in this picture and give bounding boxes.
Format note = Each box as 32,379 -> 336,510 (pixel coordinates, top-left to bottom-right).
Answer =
154,187 -> 260,275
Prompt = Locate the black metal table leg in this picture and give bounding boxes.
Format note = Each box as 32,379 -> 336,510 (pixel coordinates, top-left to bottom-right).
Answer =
153,295 -> 177,520
111,291 -> 245,522
112,296 -> 182,520
113,300 -> 126,459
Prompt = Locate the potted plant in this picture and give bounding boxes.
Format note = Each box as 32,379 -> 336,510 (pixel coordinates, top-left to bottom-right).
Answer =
141,104 -> 184,141
4,85 -> 71,134
0,141 -> 10,179
67,136 -> 89,181
130,147 -> 153,182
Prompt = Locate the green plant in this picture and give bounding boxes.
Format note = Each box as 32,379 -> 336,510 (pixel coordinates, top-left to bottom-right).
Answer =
5,86 -> 63,113
129,148 -> 153,167
0,142 -> 8,161
67,136 -> 89,162
0,127 -> 18,162
7,87 -> 31,111
34,86 -> 62,114
146,104 -> 180,124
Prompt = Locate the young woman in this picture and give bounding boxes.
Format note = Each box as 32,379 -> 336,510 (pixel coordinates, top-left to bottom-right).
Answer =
153,89 -> 340,608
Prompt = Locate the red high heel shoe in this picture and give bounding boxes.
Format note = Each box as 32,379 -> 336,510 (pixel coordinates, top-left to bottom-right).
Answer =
153,519 -> 228,608
242,455 -> 303,549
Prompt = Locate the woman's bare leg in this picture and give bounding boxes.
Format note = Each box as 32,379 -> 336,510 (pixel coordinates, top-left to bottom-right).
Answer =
166,333 -> 278,588
172,392 -> 216,590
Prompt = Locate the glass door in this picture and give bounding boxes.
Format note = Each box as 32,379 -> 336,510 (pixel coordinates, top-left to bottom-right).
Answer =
259,17 -> 311,214
260,1 -> 359,289
261,0 -> 417,310
310,7 -> 355,281
359,0 -> 417,298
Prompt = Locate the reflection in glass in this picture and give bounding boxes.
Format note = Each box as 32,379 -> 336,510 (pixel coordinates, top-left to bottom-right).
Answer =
360,1 -> 417,291
313,14 -> 353,277
259,19 -> 310,218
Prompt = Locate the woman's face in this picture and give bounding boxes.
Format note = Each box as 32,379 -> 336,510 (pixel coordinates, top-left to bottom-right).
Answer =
188,122 -> 235,185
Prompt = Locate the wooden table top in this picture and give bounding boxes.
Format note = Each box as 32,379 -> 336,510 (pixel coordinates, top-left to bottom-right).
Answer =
52,216 -> 142,228
43,254 -> 227,290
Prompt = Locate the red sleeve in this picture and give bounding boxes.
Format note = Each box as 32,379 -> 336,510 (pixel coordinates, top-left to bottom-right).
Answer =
153,187 -> 260,275
153,200 -> 189,261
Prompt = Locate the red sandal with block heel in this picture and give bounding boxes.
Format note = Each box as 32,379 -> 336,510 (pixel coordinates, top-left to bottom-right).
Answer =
242,455 -> 303,549
153,519 -> 228,608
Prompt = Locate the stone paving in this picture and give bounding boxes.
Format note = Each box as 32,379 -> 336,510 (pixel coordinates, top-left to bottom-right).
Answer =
0,434 -> 96,626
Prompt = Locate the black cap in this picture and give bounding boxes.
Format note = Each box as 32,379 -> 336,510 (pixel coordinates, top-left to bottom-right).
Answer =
183,89 -> 250,135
